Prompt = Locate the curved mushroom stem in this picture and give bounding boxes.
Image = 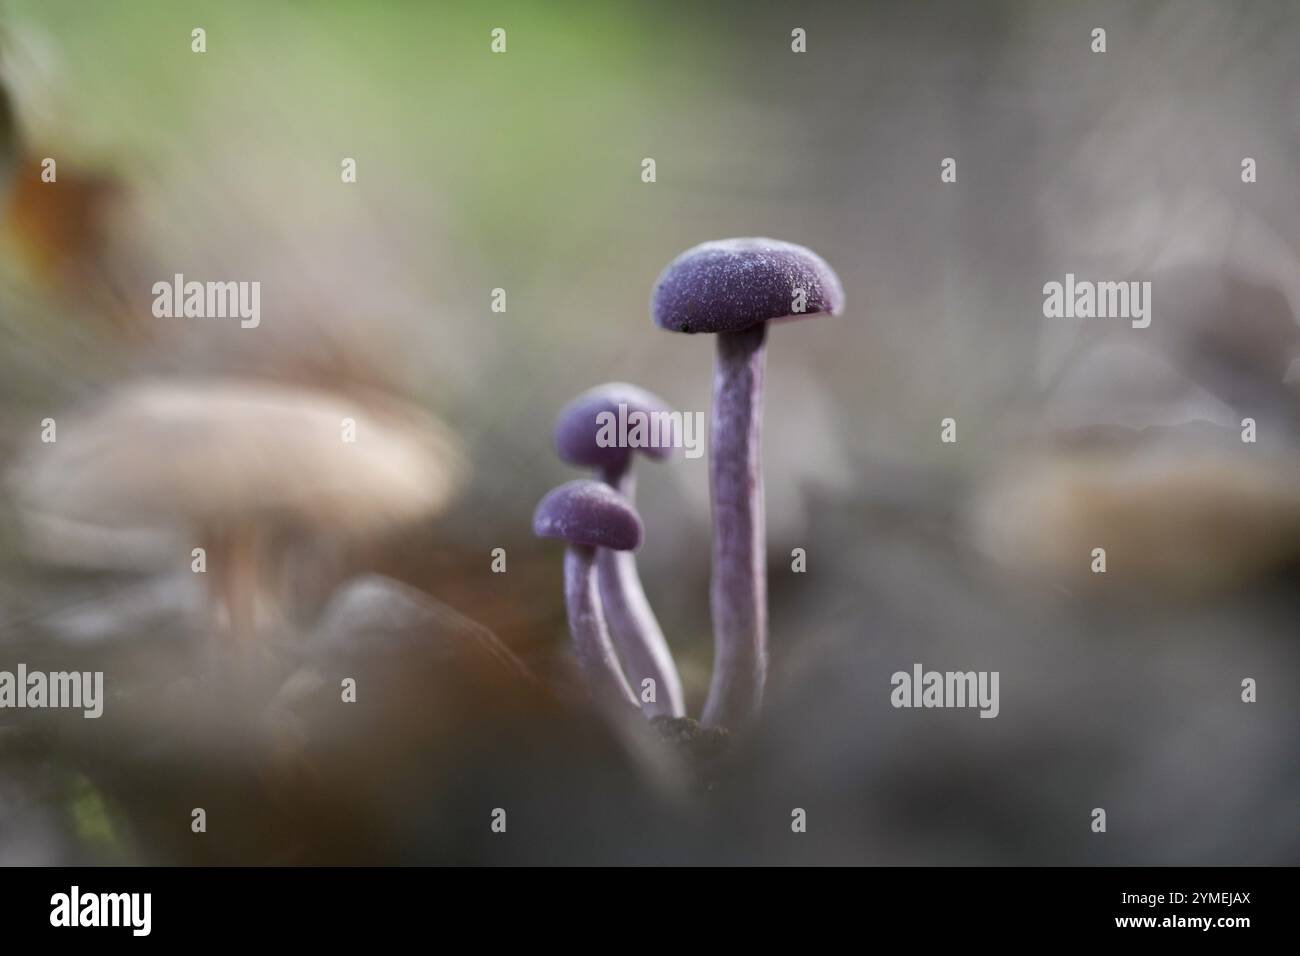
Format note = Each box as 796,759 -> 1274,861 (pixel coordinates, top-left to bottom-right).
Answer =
564,544 -> 639,709
703,323 -> 768,729
597,468 -> 685,717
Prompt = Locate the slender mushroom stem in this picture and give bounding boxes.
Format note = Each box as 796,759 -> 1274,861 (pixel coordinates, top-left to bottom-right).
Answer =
201,528 -> 230,636
226,525 -> 261,645
564,544 -> 638,709
203,523 -> 262,648
703,322 -> 768,729
596,467 -> 685,717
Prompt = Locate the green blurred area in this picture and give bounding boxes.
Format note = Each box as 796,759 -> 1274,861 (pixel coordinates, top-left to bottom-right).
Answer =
10,0 -> 716,264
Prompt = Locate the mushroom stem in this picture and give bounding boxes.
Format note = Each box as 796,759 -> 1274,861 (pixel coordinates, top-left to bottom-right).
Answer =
227,526 -> 261,644
564,545 -> 639,709
596,468 -> 685,717
204,524 -> 262,646
703,323 -> 768,729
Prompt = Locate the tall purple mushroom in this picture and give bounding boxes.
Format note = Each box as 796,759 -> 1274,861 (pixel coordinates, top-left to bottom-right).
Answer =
555,383 -> 685,718
534,479 -> 643,711
651,238 -> 844,729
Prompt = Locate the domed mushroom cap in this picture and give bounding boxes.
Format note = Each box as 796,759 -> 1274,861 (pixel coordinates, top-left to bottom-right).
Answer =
968,425 -> 1300,593
651,237 -> 845,335
11,379 -> 464,536
533,480 -> 642,551
554,382 -> 675,470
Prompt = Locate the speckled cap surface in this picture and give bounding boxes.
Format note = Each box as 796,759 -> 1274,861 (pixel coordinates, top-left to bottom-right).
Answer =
555,382 -> 675,470
651,238 -> 844,335
533,479 -> 643,550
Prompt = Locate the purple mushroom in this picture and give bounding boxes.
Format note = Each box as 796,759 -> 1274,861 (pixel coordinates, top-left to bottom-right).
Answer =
651,238 -> 844,729
534,479 -> 643,711
555,383 -> 685,718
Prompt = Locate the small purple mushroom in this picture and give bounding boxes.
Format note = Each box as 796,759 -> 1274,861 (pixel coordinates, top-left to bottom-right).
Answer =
534,479 -> 643,710
651,238 -> 844,729
555,383 -> 686,718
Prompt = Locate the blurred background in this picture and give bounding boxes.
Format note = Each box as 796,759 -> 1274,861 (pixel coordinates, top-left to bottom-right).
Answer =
0,0 -> 1297,864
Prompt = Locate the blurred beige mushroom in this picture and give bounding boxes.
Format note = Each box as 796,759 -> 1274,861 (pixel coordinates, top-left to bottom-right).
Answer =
10,378 -> 464,643
971,426 -> 1300,594
973,254 -> 1300,597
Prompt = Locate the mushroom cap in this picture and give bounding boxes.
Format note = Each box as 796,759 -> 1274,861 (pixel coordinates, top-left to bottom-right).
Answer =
651,237 -> 845,335
11,378 -> 464,537
554,382 -> 675,471
532,480 -> 642,551
969,426 -> 1300,593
